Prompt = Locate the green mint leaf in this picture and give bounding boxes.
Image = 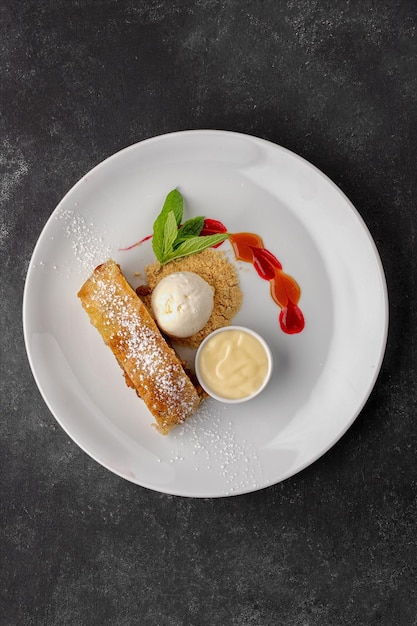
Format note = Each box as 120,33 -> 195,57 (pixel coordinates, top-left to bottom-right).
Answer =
152,218 -> 165,263
151,189 -> 229,265
152,189 -> 184,262
163,211 -> 178,256
161,189 -> 183,226
162,233 -> 229,264
174,216 -> 205,246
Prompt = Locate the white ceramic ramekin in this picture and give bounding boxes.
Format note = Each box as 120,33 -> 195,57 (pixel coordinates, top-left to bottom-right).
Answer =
195,325 -> 273,403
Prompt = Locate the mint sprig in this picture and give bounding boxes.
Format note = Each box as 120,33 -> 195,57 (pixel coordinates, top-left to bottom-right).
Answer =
152,190 -> 229,265
174,216 -> 205,245
152,189 -> 183,261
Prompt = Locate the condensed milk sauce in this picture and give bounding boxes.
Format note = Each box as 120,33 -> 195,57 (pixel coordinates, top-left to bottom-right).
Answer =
197,328 -> 270,400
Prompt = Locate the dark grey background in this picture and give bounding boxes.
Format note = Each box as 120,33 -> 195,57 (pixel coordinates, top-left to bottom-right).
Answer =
1,1 -> 416,625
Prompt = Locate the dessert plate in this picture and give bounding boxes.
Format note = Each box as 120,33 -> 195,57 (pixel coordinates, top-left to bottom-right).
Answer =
23,130 -> 388,497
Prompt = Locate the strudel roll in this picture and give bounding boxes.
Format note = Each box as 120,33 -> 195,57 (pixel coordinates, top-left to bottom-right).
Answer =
78,259 -> 202,434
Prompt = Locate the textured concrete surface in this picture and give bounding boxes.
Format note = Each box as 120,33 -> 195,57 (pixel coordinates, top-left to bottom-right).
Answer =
1,1 -> 416,625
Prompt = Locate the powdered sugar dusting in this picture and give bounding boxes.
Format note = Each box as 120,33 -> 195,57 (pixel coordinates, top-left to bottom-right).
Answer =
169,400 -> 264,495
55,207 -> 113,275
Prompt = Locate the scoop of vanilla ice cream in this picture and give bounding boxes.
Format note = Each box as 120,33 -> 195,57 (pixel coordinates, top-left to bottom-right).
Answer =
151,272 -> 214,338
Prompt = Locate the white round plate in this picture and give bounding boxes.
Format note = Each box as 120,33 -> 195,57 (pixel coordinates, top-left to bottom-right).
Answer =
23,130 -> 388,497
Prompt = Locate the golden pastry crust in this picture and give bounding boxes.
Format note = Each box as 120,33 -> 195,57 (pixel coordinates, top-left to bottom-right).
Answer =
78,259 -> 202,434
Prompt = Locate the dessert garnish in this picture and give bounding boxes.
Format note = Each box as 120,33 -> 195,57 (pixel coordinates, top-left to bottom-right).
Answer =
151,189 -> 229,265
227,231 -> 305,334
126,190 -> 305,335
